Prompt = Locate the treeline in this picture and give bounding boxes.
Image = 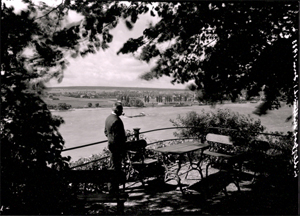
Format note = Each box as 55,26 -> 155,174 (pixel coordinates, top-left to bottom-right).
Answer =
47,89 -> 193,100
156,95 -> 189,103
47,103 -> 72,110
117,95 -> 145,107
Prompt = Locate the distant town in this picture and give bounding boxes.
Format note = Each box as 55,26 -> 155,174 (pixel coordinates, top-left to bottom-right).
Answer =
43,86 -> 263,110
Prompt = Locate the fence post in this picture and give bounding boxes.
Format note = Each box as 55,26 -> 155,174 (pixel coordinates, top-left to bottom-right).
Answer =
133,128 -> 140,141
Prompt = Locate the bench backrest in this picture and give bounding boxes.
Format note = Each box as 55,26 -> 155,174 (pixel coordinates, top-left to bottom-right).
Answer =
126,139 -> 148,164
206,133 -> 233,146
126,139 -> 147,151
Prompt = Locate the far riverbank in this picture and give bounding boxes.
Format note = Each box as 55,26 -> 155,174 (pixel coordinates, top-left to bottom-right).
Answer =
44,95 -> 257,110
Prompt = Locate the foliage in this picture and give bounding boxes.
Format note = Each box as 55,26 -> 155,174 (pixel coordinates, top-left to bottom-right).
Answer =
118,2 -> 298,115
170,109 -> 294,176
259,131 -> 294,177
120,96 -> 145,107
129,98 -> 145,107
1,89 -> 71,213
58,102 -> 72,110
69,129 -> 139,170
171,109 -> 265,146
2,1 -> 297,213
69,148 -> 111,171
47,104 -> 57,109
1,1 -> 150,213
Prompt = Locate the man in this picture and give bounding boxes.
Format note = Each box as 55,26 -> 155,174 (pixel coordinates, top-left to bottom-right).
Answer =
104,102 -> 127,192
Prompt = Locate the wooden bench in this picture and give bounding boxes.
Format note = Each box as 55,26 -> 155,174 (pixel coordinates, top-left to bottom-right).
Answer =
203,133 -> 245,191
62,170 -> 128,214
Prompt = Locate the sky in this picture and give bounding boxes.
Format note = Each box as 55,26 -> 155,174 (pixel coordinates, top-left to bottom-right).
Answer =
5,0 -> 189,89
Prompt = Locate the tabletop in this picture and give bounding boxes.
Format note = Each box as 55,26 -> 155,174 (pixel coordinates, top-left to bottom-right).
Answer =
153,142 -> 210,155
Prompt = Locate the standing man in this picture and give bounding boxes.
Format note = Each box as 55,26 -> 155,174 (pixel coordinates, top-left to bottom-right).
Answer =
104,102 -> 127,193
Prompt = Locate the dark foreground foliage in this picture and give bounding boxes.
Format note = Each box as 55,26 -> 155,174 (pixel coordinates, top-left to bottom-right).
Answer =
2,1 -> 298,214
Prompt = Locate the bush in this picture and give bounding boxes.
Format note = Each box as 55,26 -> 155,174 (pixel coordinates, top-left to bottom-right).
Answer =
69,130 -> 139,170
170,108 -> 265,148
258,131 -> 294,178
58,103 -> 72,110
1,92 -> 70,214
170,108 -> 294,177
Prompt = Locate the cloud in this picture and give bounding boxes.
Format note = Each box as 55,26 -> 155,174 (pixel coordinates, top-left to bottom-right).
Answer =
4,0 -> 185,89
48,12 -> 187,89
3,1 -> 185,89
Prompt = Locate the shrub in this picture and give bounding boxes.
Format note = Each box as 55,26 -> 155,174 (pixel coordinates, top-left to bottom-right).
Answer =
69,130 -> 139,170
170,108 -> 265,148
170,108 -> 294,177
58,103 -> 72,110
259,131 -> 294,178
1,92 -> 70,214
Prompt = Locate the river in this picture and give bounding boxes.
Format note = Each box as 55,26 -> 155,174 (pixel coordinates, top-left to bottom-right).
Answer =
54,103 -> 293,161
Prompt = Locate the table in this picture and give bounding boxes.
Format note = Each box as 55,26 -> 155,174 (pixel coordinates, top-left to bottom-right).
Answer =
153,142 -> 209,194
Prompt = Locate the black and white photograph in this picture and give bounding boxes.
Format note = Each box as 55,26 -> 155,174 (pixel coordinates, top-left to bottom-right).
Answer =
1,0 -> 299,215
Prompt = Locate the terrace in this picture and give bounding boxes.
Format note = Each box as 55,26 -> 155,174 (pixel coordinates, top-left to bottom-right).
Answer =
63,127 -> 297,215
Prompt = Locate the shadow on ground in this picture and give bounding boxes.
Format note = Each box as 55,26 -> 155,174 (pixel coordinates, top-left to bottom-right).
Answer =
85,171 -> 298,215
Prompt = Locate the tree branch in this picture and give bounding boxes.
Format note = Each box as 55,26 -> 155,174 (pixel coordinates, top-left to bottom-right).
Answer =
34,2 -> 64,20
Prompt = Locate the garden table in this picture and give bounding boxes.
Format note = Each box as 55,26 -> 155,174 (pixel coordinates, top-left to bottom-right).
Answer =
153,142 -> 209,194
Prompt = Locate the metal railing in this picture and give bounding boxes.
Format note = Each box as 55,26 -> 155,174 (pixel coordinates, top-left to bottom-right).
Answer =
65,126 -> 290,169
63,126 -> 288,152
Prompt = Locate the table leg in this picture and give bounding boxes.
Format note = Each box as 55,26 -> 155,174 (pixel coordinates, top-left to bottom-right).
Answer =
162,154 -> 171,182
162,154 -> 178,183
185,151 -> 204,179
161,154 -> 184,194
176,155 -> 184,194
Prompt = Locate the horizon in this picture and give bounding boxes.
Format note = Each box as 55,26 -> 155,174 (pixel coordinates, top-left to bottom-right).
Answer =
46,85 -> 188,91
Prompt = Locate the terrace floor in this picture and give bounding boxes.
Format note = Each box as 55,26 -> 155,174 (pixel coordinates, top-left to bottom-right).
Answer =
80,163 -> 298,215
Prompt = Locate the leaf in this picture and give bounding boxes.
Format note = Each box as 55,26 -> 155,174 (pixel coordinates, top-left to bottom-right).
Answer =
106,33 -> 113,43
80,51 -> 88,57
125,20 -> 133,30
131,11 -> 138,23
101,41 -> 109,50
96,21 -> 103,33
139,72 -> 155,81
82,30 -> 88,38
150,10 -> 155,17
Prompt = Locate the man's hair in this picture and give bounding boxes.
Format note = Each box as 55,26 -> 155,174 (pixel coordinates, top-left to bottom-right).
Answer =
112,101 -> 123,113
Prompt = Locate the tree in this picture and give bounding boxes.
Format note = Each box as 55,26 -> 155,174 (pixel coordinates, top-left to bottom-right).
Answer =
2,1 -> 297,212
58,102 -> 72,110
129,98 -> 144,107
1,1 -> 149,213
118,2 -> 298,115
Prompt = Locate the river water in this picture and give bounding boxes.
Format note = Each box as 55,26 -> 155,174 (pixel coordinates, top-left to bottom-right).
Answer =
54,103 -> 293,161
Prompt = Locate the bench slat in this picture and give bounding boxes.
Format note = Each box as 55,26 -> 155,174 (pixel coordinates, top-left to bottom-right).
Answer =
132,158 -> 158,165
203,150 -> 233,158
206,133 -> 233,145
204,133 -> 244,192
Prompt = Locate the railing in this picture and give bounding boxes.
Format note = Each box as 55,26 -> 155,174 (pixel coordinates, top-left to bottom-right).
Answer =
64,126 -> 290,169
